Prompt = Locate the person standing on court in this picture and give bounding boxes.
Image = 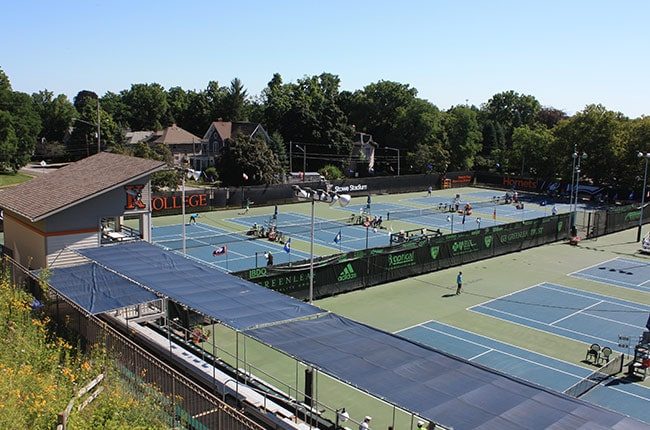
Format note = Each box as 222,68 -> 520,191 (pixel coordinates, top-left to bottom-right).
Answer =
266,252 -> 274,266
551,204 -> 558,216
189,213 -> 199,224
456,271 -> 463,295
427,186 -> 432,197
359,416 -> 371,430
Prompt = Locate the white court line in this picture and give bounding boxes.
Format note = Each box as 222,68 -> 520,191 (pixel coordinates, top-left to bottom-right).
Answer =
582,310 -> 648,330
468,349 -> 494,361
398,320 -> 650,401
571,272 -> 649,290
404,320 -> 603,374
477,305 -> 619,346
467,282 -> 545,311
550,301 -> 603,326
415,325 -> 585,379
541,284 -> 650,311
567,257 -> 619,276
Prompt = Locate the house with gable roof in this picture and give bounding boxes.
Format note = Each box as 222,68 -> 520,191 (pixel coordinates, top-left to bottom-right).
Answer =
146,124 -> 204,169
202,120 -> 272,166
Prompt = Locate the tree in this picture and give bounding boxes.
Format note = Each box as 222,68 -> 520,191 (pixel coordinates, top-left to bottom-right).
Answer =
481,90 -> 541,151
0,69 -> 41,171
121,83 -> 168,130
68,90 -> 120,160
32,90 -> 76,143
216,134 -> 282,185
552,104 -> 626,183
268,131 -> 288,171
319,164 -> 343,180
444,106 -> 482,170
511,125 -> 555,178
222,78 -> 249,121
110,142 -> 177,190
537,107 -> 568,129
343,80 -> 419,149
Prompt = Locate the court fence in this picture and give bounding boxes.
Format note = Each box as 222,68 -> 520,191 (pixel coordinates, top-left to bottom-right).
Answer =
0,255 -> 263,430
151,172 -> 476,216
235,198 -> 650,300
235,214 -> 572,300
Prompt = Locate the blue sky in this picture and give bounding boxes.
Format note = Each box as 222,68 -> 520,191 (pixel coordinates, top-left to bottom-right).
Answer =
2,0 -> 649,117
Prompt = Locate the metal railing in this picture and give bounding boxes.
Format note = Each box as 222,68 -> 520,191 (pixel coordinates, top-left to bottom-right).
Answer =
1,255 -> 263,430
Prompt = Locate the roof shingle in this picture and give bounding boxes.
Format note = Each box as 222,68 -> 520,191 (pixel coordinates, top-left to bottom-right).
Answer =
0,152 -> 166,221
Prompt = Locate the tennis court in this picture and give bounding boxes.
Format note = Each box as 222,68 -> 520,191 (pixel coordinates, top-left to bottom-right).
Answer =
395,320 -> 650,423
228,211 -> 392,253
152,222 -> 311,272
570,258 -> 650,293
470,283 -> 650,353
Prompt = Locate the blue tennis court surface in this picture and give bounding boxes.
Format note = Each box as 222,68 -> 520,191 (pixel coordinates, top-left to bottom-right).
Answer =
228,212 -> 392,253
152,223 -> 311,273
570,258 -> 650,293
470,283 -> 650,352
396,321 -> 650,423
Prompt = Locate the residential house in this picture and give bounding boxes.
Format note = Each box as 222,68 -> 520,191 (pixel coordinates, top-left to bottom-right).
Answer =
349,132 -> 378,177
202,121 -> 272,166
147,124 -> 204,169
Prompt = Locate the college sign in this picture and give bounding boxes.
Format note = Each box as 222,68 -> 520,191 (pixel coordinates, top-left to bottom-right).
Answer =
151,193 -> 209,212
124,185 -> 146,210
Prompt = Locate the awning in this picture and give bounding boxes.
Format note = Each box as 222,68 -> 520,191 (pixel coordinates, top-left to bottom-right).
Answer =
42,263 -> 158,314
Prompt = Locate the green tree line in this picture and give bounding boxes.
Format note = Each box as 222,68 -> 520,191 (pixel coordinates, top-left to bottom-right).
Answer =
1,67 -> 648,190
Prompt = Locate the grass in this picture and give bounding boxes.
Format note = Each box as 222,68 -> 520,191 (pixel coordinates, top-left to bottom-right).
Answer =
0,172 -> 33,187
0,270 -> 171,429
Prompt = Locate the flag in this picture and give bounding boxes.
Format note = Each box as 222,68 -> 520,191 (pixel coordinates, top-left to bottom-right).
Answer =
212,245 -> 227,256
334,231 -> 341,244
284,238 -> 291,253
242,172 -> 249,180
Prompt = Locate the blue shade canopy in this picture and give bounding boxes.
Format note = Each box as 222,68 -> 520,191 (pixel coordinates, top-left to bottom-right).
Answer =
78,242 -> 323,330
43,263 -> 158,314
245,313 -> 646,430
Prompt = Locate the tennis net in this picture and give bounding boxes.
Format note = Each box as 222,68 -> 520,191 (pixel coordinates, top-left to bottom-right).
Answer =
154,232 -> 248,250
563,353 -> 624,398
387,197 -> 506,221
275,217 -> 353,236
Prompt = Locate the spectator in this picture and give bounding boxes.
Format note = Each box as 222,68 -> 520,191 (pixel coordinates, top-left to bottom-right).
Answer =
359,416 -> 372,430
266,252 -> 274,266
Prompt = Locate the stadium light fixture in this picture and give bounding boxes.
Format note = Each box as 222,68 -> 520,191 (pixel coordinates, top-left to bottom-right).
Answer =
293,185 -> 351,303
637,151 -> 650,242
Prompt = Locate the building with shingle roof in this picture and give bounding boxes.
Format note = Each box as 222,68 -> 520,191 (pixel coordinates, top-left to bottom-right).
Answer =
147,124 -> 203,168
202,120 -> 271,167
0,152 -> 166,269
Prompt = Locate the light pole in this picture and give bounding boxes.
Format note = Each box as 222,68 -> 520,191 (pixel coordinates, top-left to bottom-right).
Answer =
293,186 -> 351,303
385,147 -> 401,176
180,158 -> 189,254
295,144 -> 307,180
637,152 -> 650,242
570,151 -> 587,230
